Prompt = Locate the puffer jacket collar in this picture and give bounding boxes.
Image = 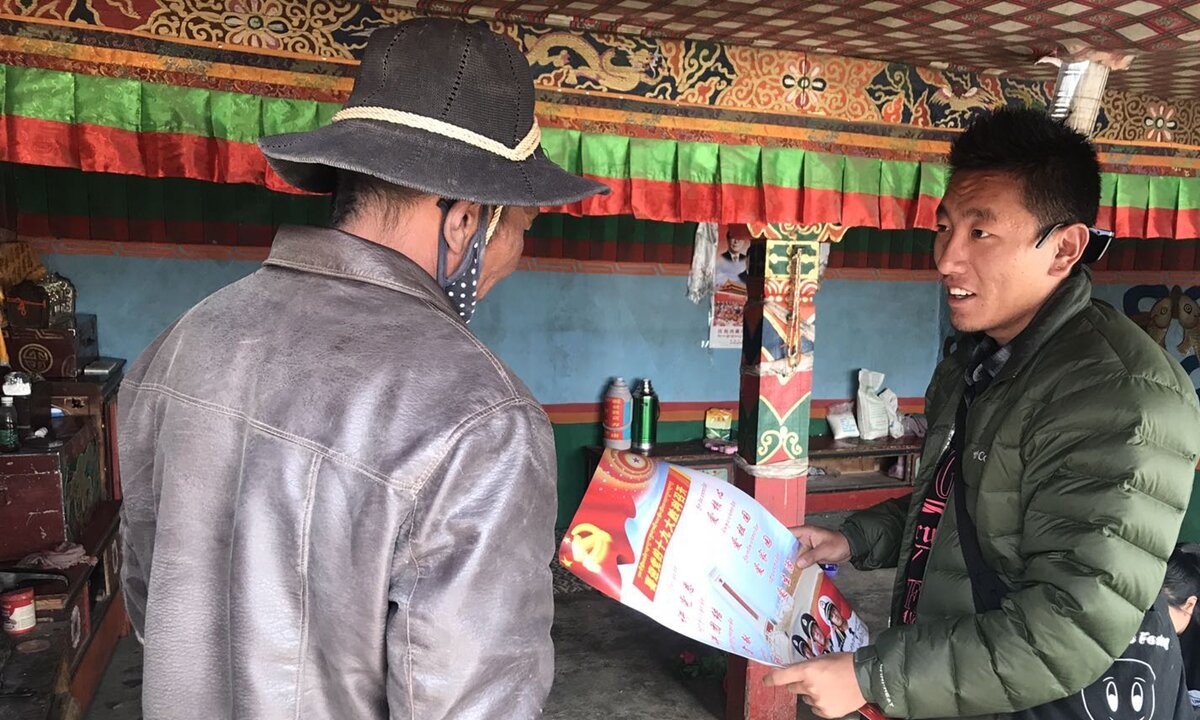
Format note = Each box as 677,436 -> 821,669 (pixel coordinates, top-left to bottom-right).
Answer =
952,267 -> 1094,390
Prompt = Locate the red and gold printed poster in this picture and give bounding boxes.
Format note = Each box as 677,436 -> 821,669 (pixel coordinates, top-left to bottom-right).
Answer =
710,225 -> 752,349
561,451 -> 881,699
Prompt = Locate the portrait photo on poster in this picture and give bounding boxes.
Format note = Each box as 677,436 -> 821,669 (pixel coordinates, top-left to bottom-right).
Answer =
710,225 -> 752,350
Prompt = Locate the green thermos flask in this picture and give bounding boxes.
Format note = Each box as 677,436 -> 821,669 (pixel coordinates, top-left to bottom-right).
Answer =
631,378 -> 659,453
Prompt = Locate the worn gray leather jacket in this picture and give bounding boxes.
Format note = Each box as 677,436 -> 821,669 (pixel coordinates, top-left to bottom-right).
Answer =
118,226 -> 558,720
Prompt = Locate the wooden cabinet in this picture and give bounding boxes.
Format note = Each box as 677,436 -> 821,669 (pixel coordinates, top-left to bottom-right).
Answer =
0,502 -> 128,720
0,370 -> 128,720
38,373 -> 122,500
0,418 -> 99,561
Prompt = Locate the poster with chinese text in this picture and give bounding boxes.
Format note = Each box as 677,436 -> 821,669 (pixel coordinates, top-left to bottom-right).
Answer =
559,451 -> 869,668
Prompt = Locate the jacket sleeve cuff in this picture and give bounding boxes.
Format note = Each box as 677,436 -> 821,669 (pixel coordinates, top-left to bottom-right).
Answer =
854,644 -> 899,715
853,645 -> 878,703
840,520 -> 870,568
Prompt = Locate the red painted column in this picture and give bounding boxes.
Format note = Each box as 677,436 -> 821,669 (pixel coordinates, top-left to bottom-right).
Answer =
725,228 -> 823,719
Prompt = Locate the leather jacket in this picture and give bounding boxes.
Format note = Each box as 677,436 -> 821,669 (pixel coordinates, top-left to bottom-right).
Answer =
119,226 -> 558,719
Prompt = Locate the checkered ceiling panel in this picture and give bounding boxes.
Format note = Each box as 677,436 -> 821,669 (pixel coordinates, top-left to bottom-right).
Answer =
404,1 -> 1200,99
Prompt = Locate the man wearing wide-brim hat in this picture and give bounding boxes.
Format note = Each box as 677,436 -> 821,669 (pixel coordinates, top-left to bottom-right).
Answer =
118,18 -> 608,720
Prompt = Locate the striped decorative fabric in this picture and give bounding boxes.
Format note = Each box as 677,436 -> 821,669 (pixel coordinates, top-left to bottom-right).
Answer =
1,65 -> 1197,239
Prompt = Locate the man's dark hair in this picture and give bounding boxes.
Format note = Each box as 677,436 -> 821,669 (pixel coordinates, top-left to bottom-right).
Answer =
949,107 -> 1101,228
1164,543 -> 1200,609
329,169 -> 425,228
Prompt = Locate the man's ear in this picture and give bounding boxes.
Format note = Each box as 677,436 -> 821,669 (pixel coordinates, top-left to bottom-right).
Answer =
1049,223 -> 1089,277
442,200 -> 482,274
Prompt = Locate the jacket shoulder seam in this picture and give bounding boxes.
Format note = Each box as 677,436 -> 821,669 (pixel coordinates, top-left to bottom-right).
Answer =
411,396 -> 545,494
265,258 -> 519,396
124,379 -> 408,492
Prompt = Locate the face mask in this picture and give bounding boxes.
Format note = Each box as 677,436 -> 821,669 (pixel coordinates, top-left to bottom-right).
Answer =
436,199 -> 493,323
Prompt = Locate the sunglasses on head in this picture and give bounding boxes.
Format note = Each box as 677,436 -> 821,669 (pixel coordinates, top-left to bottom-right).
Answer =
1033,222 -> 1114,264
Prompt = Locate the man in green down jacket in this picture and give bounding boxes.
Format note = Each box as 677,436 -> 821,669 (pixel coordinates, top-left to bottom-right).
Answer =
766,107 -> 1200,718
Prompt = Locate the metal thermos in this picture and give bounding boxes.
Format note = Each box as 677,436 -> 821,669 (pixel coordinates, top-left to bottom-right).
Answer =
602,377 -> 633,450
631,379 -> 659,453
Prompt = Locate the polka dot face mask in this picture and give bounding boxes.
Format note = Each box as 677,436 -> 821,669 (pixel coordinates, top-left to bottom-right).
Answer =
435,200 -> 498,324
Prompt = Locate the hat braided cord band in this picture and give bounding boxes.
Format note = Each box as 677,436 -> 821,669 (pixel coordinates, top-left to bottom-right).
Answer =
486,205 -> 503,244
331,106 -> 541,162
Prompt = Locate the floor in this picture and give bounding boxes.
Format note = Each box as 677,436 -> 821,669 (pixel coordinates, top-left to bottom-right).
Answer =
86,513 -> 895,720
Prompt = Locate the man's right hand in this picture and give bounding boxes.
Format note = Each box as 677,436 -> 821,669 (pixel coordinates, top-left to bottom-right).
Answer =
791,526 -> 852,569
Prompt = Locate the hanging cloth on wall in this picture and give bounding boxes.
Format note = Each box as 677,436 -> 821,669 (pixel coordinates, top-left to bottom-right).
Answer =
687,222 -> 718,304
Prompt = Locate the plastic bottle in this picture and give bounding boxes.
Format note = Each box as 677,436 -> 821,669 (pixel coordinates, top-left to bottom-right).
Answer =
3,372 -> 32,433
602,378 -> 633,450
0,397 -> 19,452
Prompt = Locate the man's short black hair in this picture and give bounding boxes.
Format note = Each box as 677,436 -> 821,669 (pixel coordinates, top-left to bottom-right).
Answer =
329,169 -> 425,228
1164,543 -> 1200,609
949,107 -> 1101,228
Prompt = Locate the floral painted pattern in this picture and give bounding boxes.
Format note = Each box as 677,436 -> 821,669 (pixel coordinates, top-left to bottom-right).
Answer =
223,0 -> 289,50
782,58 -> 827,111
1144,103 -> 1179,143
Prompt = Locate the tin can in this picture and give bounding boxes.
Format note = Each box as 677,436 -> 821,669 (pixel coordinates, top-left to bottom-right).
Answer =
631,378 -> 659,453
1,588 -> 36,636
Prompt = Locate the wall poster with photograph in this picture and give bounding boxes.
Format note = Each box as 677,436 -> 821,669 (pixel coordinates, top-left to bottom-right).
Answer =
710,225 -> 752,349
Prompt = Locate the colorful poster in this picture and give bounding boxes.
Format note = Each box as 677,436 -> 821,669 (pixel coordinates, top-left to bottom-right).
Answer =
560,451 -> 868,668
709,226 -> 751,349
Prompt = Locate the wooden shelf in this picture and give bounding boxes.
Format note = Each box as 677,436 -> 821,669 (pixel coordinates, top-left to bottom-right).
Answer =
808,435 -> 923,460
807,471 -> 905,494
586,440 -> 720,464
0,501 -> 126,720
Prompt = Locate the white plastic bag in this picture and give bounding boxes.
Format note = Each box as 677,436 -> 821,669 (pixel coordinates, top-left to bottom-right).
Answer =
827,401 -> 860,440
856,369 -> 891,441
880,388 -> 906,439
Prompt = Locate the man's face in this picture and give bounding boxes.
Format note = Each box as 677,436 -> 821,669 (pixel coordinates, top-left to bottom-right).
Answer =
478,205 -> 537,299
934,170 -> 1069,345
729,236 -> 750,255
829,605 -> 845,628
810,624 -> 826,647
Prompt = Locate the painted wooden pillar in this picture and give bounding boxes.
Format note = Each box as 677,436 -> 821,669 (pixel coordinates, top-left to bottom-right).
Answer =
725,224 -> 830,720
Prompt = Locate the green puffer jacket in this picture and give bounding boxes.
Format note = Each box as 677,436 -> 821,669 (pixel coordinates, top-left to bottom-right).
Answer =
843,269 -> 1200,720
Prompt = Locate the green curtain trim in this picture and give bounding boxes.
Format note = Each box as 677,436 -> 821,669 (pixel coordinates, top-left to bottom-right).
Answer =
2,64 -> 1197,212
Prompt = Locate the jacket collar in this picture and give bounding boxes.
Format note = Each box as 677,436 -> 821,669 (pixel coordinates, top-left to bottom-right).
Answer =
262,225 -> 459,320
954,267 -> 1094,386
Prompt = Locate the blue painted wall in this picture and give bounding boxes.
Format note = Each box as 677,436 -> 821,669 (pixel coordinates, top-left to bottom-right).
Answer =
41,254 -> 943,403
42,254 -> 261,365
811,279 -> 941,400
